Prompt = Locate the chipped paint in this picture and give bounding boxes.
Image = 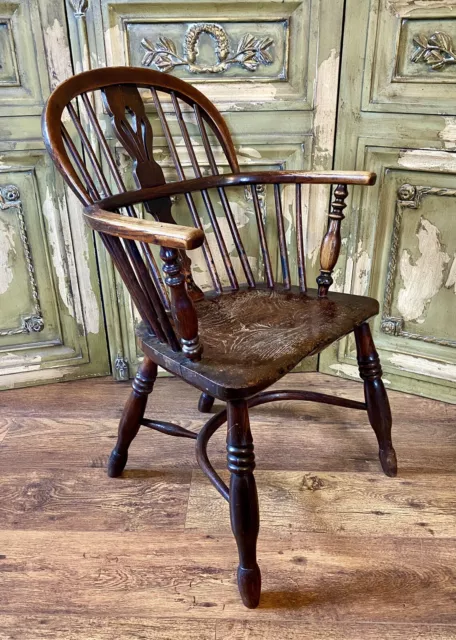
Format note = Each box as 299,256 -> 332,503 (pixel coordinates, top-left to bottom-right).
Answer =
309,49 -> 340,265
398,149 -> 456,173
353,241 -> 372,296
42,189 -> 75,316
0,218 -> 16,295
438,117 -> 456,150
328,363 -> 360,379
238,147 -> 262,159
398,218 -> 450,323
445,253 -> 456,293
44,19 -> 72,89
66,190 -> 100,334
387,0 -> 455,17
389,353 -> 456,382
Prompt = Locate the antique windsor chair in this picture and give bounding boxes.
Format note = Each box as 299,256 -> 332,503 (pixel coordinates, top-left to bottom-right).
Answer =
42,67 -> 397,609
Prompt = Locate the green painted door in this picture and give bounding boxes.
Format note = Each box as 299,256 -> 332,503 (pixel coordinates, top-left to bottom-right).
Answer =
0,0 -> 109,390
66,0 -> 345,379
320,0 -> 456,403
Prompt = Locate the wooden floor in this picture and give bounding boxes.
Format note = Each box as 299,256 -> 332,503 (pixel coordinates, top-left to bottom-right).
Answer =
1,372 -> 456,639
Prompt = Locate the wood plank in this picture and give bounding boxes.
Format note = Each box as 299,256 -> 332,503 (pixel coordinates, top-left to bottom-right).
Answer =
0,616 -> 215,640
186,470 -> 456,538
0,469 -> 191,532
1,530 -> 455,622
216,620 -> 456,640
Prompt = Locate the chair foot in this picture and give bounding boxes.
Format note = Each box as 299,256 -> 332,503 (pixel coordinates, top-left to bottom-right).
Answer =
198,392 -> 215,413
108,357 -> 157,477
379,446 -> 398,478
107,450 -> 128,478
227,399 -> 261,608
354,322 -> 398,478
238,565 -> 261,609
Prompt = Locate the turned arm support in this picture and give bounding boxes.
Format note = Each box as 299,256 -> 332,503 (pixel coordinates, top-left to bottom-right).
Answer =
83,205 -> 204,361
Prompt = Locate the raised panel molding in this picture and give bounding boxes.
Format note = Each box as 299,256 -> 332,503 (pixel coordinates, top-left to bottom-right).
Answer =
362,0 -> 456,114
321,143 -> 456,403
90,0 -> 317,111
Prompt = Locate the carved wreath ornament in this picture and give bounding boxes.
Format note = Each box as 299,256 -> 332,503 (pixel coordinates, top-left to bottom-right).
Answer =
411,31 -> 456,70
141,23 -> 274,74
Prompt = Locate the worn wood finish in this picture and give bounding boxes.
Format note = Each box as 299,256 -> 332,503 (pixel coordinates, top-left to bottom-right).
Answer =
84,207 -> 205,250
42,68 -> 388,608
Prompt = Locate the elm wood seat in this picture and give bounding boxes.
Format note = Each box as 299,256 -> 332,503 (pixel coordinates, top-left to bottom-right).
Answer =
138,287 -> 379,399
42,66 -> 397,610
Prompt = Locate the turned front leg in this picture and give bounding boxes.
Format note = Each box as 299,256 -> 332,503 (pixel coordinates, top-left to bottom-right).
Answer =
227,399 -> 261,609
108,357 -> 158,477
354,322 -> 398,477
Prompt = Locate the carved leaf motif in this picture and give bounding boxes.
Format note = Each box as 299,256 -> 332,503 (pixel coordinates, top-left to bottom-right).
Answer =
428,31 -> 453,52
237,33 -> 255,53
413,34 -> 428,49
241,52 -> 259,71
157,36 -> 177,55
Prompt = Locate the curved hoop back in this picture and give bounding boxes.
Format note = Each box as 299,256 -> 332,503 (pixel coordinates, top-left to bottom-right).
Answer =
42,66 -> 239,206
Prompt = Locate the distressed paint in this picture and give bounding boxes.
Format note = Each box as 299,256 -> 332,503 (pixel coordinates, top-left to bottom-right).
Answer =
308,48 -> 340,266
0,218 -> 16,295
44,19 -> 73,89
398,218 -> 450,322
438,117 -> 456,150
353,241 -> 372,296
389,353 -> 456,382
445,253 -> 456,292
398,149 -> 456,173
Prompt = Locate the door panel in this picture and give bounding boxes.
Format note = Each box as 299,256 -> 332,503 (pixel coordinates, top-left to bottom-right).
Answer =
67,0 -> 344,377
321,0 -> 456,403
0,0 -> 109,389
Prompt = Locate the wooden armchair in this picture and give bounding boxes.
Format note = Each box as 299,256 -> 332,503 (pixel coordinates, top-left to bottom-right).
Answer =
42,67 -> 396,609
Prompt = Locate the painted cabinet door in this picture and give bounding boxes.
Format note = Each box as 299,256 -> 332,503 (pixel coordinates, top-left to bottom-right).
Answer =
66,0 -> 345,378
320,0 -> 456,403
0,1 -> 109,389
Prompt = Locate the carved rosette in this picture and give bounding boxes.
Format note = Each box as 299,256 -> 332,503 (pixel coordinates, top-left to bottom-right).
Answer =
0,185 -> 45,338
141,23 -> 274,74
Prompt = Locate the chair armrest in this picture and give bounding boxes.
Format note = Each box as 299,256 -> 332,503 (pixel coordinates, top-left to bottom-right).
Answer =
83,205 -> 205,250
94,170 -> 376,211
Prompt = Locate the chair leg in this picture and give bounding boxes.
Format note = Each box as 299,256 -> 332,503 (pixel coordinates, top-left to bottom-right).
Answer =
354,322 -> 398,477
108,356 -> 158,478
227,399 -> 261,608
198,392 -> 215,413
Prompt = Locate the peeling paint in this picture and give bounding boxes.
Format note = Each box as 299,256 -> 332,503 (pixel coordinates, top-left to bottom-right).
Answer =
238,147 -> 262,159
445,253 -> 456,293
0,218 -> 16,295
398,149 -> 456,173
66,190 -> 100,334
353,241 -> 372,296
308,49 -> 340,265
398,218 -> 450,323
388,0 -> 455,17
389,353 -> 456,382
328,363 -> 360,379
438,117 -> 456,150
42,189 -> 74,316
44,19 -> 72,89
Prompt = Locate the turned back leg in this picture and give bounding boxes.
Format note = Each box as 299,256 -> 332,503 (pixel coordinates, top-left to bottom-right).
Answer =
198,392 -> 215,413
354,322 -> 397,477
227,399 -> 261,608
108,357 -> 158,477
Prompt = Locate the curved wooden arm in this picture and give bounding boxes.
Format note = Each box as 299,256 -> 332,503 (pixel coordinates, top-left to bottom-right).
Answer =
95,170 -> 377,211
83,205 -> 205,250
